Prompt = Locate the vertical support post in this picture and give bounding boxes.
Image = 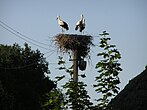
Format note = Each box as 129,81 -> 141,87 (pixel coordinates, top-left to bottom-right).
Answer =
73,49 -> 78,82
72,49 -> 78,110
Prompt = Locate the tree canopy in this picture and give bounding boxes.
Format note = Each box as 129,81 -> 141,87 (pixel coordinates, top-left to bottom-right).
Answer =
0,43 -> 56,110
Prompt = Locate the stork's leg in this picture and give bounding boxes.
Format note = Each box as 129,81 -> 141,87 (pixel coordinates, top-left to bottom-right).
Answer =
80,29 -> 84,35
62,29 -> 63,33
82,31 -> 84,35
62,28 -> 64,33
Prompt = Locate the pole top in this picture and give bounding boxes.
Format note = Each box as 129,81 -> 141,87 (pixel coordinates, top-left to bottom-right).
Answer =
54,33 -> 93,58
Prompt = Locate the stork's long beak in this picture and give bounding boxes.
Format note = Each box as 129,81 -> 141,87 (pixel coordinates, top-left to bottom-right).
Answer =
81,14 -> 83,17
56,16 -> 59,20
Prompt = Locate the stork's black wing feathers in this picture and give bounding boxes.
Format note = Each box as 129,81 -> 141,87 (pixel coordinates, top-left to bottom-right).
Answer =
61,21 -> 69,30
75,25 -> 78,30
79,25 -> 85,32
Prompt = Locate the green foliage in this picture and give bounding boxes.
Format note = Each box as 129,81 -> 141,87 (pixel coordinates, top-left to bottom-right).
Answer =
55,75 -> 65,82
62,80 -> 93,109
0,81 -> 14,110
94,31 -> 122,110
0,43 -> 56,110
57,55 -> 93,109
42,88 -> 65,110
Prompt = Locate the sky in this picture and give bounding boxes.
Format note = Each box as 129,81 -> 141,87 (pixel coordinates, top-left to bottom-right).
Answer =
0,0 -> 147,103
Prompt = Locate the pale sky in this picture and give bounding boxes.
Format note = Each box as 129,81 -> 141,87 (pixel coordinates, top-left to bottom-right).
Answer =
0,0 -> 147,103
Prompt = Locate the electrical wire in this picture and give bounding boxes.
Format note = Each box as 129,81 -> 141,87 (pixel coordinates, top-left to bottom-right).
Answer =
45,51 -> 56,58
0,61 -> 71,70
0,20 -> 51,46
0,63 -> 37,70
0,23 -> 55,51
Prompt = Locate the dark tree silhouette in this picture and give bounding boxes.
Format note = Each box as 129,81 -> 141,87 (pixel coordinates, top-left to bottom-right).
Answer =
0,43 -> 56,110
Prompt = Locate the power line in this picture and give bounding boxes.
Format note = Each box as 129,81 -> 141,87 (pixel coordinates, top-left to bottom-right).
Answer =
0,61 -> 71,70
0,20 -> 52,47
46,50 -> 56,58
43,50 -> 55,55
0,63 -> 37,70
0,23 -> 55,51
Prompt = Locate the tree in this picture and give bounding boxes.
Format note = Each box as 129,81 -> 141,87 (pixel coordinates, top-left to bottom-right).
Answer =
94,31 -> 122,110
0,43 -> 56,110
41,88 -> 65,110
0,81 -> 14,110
56,56 -> 93,109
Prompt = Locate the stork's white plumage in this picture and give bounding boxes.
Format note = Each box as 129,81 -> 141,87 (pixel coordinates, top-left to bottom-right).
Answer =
75,14 -> 85,33
56,16 -> 69,33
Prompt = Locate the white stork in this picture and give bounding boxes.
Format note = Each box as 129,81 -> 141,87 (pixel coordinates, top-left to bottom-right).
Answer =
56,16 -> 69,33
75,14 -> 85,34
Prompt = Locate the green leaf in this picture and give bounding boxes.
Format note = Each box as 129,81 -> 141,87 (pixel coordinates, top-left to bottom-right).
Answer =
99,31 -> 109,36
93,84 -> 98,87
115,53 -> 121,59
116,67 -> 123,71
103,38 -> 111,41
95,88 -> 103,92
98,69 -> 104,73
112,49 -> 120,55
108,50 -> 113,54
109,45 -> 116,48
96,98 -> 103,102
55,75 -> 65,81
100,44 -> 105,48
113,79 -> 120,85
58,67 -> 66,70
102,89 -> 109,93
58,60 -> 65,65
97,83 -> 105,87
103,53 -> 109,58
81,74 -> 86,78
107,92 -> 112,97
95,62 -> 102,68
113,71 -> 119,76
104,45 -> 110,50
97,52 -> 106,56
112,89 -> 119,94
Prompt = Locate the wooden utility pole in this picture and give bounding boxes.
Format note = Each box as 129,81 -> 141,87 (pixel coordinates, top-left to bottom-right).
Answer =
73,49 -> 78,83
72,49 -> 78,110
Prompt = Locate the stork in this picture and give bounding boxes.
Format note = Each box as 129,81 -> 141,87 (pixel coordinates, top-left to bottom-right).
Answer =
75,14 -> 85,34
56,16 -> 69,33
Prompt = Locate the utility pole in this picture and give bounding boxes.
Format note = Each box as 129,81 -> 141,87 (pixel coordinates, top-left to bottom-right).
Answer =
72,49 -> 78,110
73,49 -> 78,83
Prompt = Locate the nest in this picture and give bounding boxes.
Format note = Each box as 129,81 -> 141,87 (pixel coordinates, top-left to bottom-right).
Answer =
54,34 -> 93,58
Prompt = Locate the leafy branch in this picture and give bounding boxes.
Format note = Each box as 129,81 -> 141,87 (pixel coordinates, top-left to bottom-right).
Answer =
94,31 -> 122,110
56,55 -> 93,109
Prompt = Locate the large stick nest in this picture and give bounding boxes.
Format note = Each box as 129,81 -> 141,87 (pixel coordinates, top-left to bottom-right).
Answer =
54,34 -> 93,58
